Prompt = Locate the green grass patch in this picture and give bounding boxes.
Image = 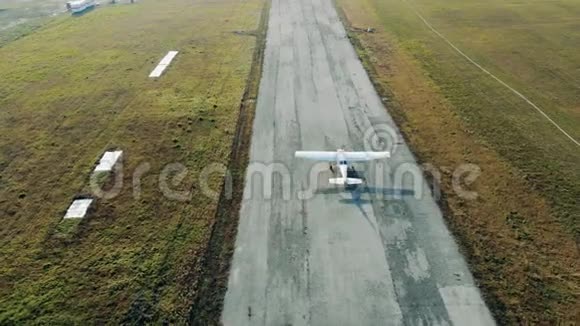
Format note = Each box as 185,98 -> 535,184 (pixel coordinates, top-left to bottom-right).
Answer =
52,218 -> 82,238
0,0 -> 263,323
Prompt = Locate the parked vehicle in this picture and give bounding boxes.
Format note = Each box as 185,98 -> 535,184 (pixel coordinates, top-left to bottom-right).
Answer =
65,0 -> 96,14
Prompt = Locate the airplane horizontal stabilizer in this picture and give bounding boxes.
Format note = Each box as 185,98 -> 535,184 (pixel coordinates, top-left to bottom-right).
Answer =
329,178 -> 345,185
346,178 -> 363,185
329,178 -> 363,185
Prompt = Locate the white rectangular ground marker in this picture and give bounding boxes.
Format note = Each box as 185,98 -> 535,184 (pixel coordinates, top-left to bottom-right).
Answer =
149,51 -> 179,78
64,199 -> 93,219
94,150 -> 123,172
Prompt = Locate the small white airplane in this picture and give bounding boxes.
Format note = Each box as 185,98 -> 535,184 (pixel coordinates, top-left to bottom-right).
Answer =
295,149 -> 390,185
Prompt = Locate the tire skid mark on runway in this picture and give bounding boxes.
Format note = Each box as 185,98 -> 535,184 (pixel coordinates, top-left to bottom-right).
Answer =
310,0 -> 387,156
376,199 -> 453,325
265,0 -> 311,324
309,1 -> 448,322
310,0 -> 368,146
300,0 -> 404,323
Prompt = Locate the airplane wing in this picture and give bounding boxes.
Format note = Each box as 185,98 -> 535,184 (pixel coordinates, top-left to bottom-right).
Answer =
295,151 -> 337,161
343,151 -> 390,161
295,151 -> 389,162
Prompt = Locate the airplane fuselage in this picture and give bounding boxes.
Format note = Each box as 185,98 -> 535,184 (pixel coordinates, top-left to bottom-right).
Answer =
336,149 -> 349,183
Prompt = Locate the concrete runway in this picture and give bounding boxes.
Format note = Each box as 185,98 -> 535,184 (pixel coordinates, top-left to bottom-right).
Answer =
222,0 -> 495,324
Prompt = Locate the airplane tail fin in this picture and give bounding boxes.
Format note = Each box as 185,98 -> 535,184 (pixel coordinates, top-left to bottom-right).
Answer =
329,178 -> 363,185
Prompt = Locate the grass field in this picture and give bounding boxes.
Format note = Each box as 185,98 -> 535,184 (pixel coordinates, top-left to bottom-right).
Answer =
337,0 -> 579,323
0,0 -> 263,323
369,0 -> 580,234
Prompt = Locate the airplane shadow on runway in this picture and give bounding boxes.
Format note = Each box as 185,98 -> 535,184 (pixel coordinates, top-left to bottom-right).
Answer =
315,186 -> 415,204
314,168 -> 416,204
312,168 -> 415,234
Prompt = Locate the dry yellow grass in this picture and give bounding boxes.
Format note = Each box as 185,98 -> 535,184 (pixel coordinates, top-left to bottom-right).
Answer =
337,0 -> 579,323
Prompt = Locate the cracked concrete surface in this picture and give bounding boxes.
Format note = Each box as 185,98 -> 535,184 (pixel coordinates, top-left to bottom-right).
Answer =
221,0 -> 495,324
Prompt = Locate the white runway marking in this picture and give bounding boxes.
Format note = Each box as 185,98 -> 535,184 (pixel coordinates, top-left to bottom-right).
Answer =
149,51 -> 179,78
402,0 -> 580,147
94,150 -> 123,172
64,199 -> 93,219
